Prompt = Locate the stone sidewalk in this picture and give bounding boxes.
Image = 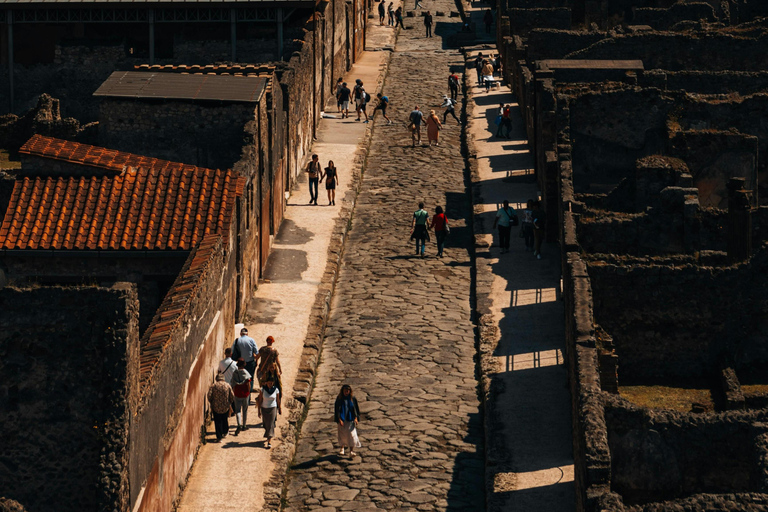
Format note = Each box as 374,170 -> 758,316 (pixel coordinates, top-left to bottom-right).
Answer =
175,18 -> 400,512
464,32 -> 576,512
283,1 -> 485,511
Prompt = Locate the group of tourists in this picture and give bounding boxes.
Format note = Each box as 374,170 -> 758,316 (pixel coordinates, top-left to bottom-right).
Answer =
207,329 -> 283,446
492,199 -> 546,258
378,0 -> 404,28
335,77 -> 392,125
474,52 -> 502,92
207,329 -> 363,456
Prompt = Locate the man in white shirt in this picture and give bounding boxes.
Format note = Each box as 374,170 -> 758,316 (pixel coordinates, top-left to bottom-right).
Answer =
217,347 -> 237,385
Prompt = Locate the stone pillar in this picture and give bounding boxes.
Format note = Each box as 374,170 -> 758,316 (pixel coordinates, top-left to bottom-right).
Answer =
230,8 -> 237,62
277,8 -> 284,61
148,8 -> 155,65
6,9 -> 13,113
727,177 -> 752,263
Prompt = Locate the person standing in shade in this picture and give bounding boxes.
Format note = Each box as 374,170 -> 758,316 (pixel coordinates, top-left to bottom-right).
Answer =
448,73 -> 460,101
483,9 -> 493,33
306,154 -> 321,205
521,199 -> 535,251
492,199 -> 517,254
231,327 -> 259,391
496,103 -> 512,138
424,11 -> 433,37
441,95 -> 460,124
409,105 -> 426,147
257,377 -> 281,449
217,347 -> 237,385
410,202 -> 431,257
321,160 -> 339,206
474,53 -> 485,86
532,201 -> 546,259
335,384 -> 362,457
426,109 -> 442,146
378,0 -> 386,25
207,374 -> 234,442
337,81 -> 351,119
231,359 -> 252,435
374,93 -> 391,124
432,205 -> 449,258
388,2 -> 395,25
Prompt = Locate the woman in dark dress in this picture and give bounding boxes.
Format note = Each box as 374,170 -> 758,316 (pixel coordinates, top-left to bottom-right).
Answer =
321,160 -> 339,206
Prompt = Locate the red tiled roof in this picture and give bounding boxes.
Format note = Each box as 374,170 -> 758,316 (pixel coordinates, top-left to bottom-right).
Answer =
139,234 -> 220,391
19,134 -> 201,175
1,138 -> 245,251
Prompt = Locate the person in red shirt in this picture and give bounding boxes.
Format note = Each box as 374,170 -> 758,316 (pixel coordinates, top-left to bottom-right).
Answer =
432,205 -> 450,258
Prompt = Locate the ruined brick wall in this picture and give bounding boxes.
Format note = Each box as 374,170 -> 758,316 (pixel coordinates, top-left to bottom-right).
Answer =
98,99 -> 257,171
506,8 -> 572,37
0,283 -> 140,512
129,236 -> 238,512
631,3 -> 717,30
641,70 -> 768,95
604,398 -> 768,504
526,30 -> 607,61
586,253 -> 768,382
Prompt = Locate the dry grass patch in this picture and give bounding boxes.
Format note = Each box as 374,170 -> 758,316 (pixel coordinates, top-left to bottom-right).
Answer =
619,385 -> 714,412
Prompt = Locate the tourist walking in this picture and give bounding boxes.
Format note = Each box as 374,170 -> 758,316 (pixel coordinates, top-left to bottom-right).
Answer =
448,73 -> 460,100
388,2 -> 395,25
395,7 -> 405,28
334,77 -> 344,113
483,9 -> 493,33
492,199 -> 517,253
231,327 -> 259,391
410,201 -> 430,257
334,384 -> 362,456
378,0 -> 386,25
409,105 -> 426,147
306,154 -> 322,205
426,110 -> 442,146
353,79 -> 369,123
532,201 -> 546,259
217,347 -> 237,385
496,103 -> 512,138
231,359 -> 252,435
374,92 -> 391,124
432,205 -> 449,257
424,11 -> 433,37
257,377 -> 281,449
482,59 -> 495,92
474,53 -> 484,85
337,81 -> 351,119
257,335 -> 283,388
521,199 -> 534,251
414,0 -> 424,9
207,374 -> 234,442
321,161 -> 339,206
441,95 -> 460,123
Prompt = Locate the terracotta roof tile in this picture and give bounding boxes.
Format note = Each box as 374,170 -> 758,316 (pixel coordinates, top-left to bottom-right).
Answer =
2,136 -> 245,251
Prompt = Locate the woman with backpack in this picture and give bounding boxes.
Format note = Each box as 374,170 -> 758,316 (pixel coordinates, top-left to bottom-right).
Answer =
231,359 -> 252,435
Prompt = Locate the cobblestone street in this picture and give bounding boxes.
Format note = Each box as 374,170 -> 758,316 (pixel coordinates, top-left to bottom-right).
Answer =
283,3 -> 484,511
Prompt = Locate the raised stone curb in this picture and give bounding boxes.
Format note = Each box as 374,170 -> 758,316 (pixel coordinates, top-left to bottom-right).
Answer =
259,53 -> 394,512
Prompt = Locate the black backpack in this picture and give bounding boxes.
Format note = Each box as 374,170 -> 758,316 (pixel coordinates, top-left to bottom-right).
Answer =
232,341 -> 242,361
365,92 -> 371,102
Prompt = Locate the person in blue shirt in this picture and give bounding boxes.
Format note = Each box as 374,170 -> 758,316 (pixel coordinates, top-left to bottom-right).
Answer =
374,93 -> 391,124
231,328 -> 259,391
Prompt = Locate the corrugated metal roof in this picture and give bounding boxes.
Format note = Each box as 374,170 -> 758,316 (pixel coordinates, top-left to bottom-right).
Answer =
93,71 -> 267,103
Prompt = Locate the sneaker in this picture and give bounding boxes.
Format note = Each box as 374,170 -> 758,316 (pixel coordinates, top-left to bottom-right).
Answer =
267,442 -> 272,449
340,447 -> 345,455
387,120 -> 392,124
364,120 -> 369,124
235,427 -> 241,436
537,254 -> 542,260
533,250 -> 539,256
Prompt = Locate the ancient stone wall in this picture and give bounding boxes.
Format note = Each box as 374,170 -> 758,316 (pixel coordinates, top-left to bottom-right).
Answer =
641,70 -> 768,95
128,235 -> 237,512
0,283 -> 140,512
98,99 -> 258,171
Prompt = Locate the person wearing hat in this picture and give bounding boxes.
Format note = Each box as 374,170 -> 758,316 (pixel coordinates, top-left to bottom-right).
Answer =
337,81 -> 352,119
231,327 -> 259,391
440,95 -> 459,123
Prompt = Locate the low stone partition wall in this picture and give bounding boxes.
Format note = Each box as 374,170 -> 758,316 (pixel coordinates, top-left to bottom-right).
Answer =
631,3 -> 717,30
642,70 -> 768,95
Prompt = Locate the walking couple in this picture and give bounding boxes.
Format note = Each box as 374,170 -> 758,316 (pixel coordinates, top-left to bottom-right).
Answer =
410,202 -> 450,257
306,154 -> 341,206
